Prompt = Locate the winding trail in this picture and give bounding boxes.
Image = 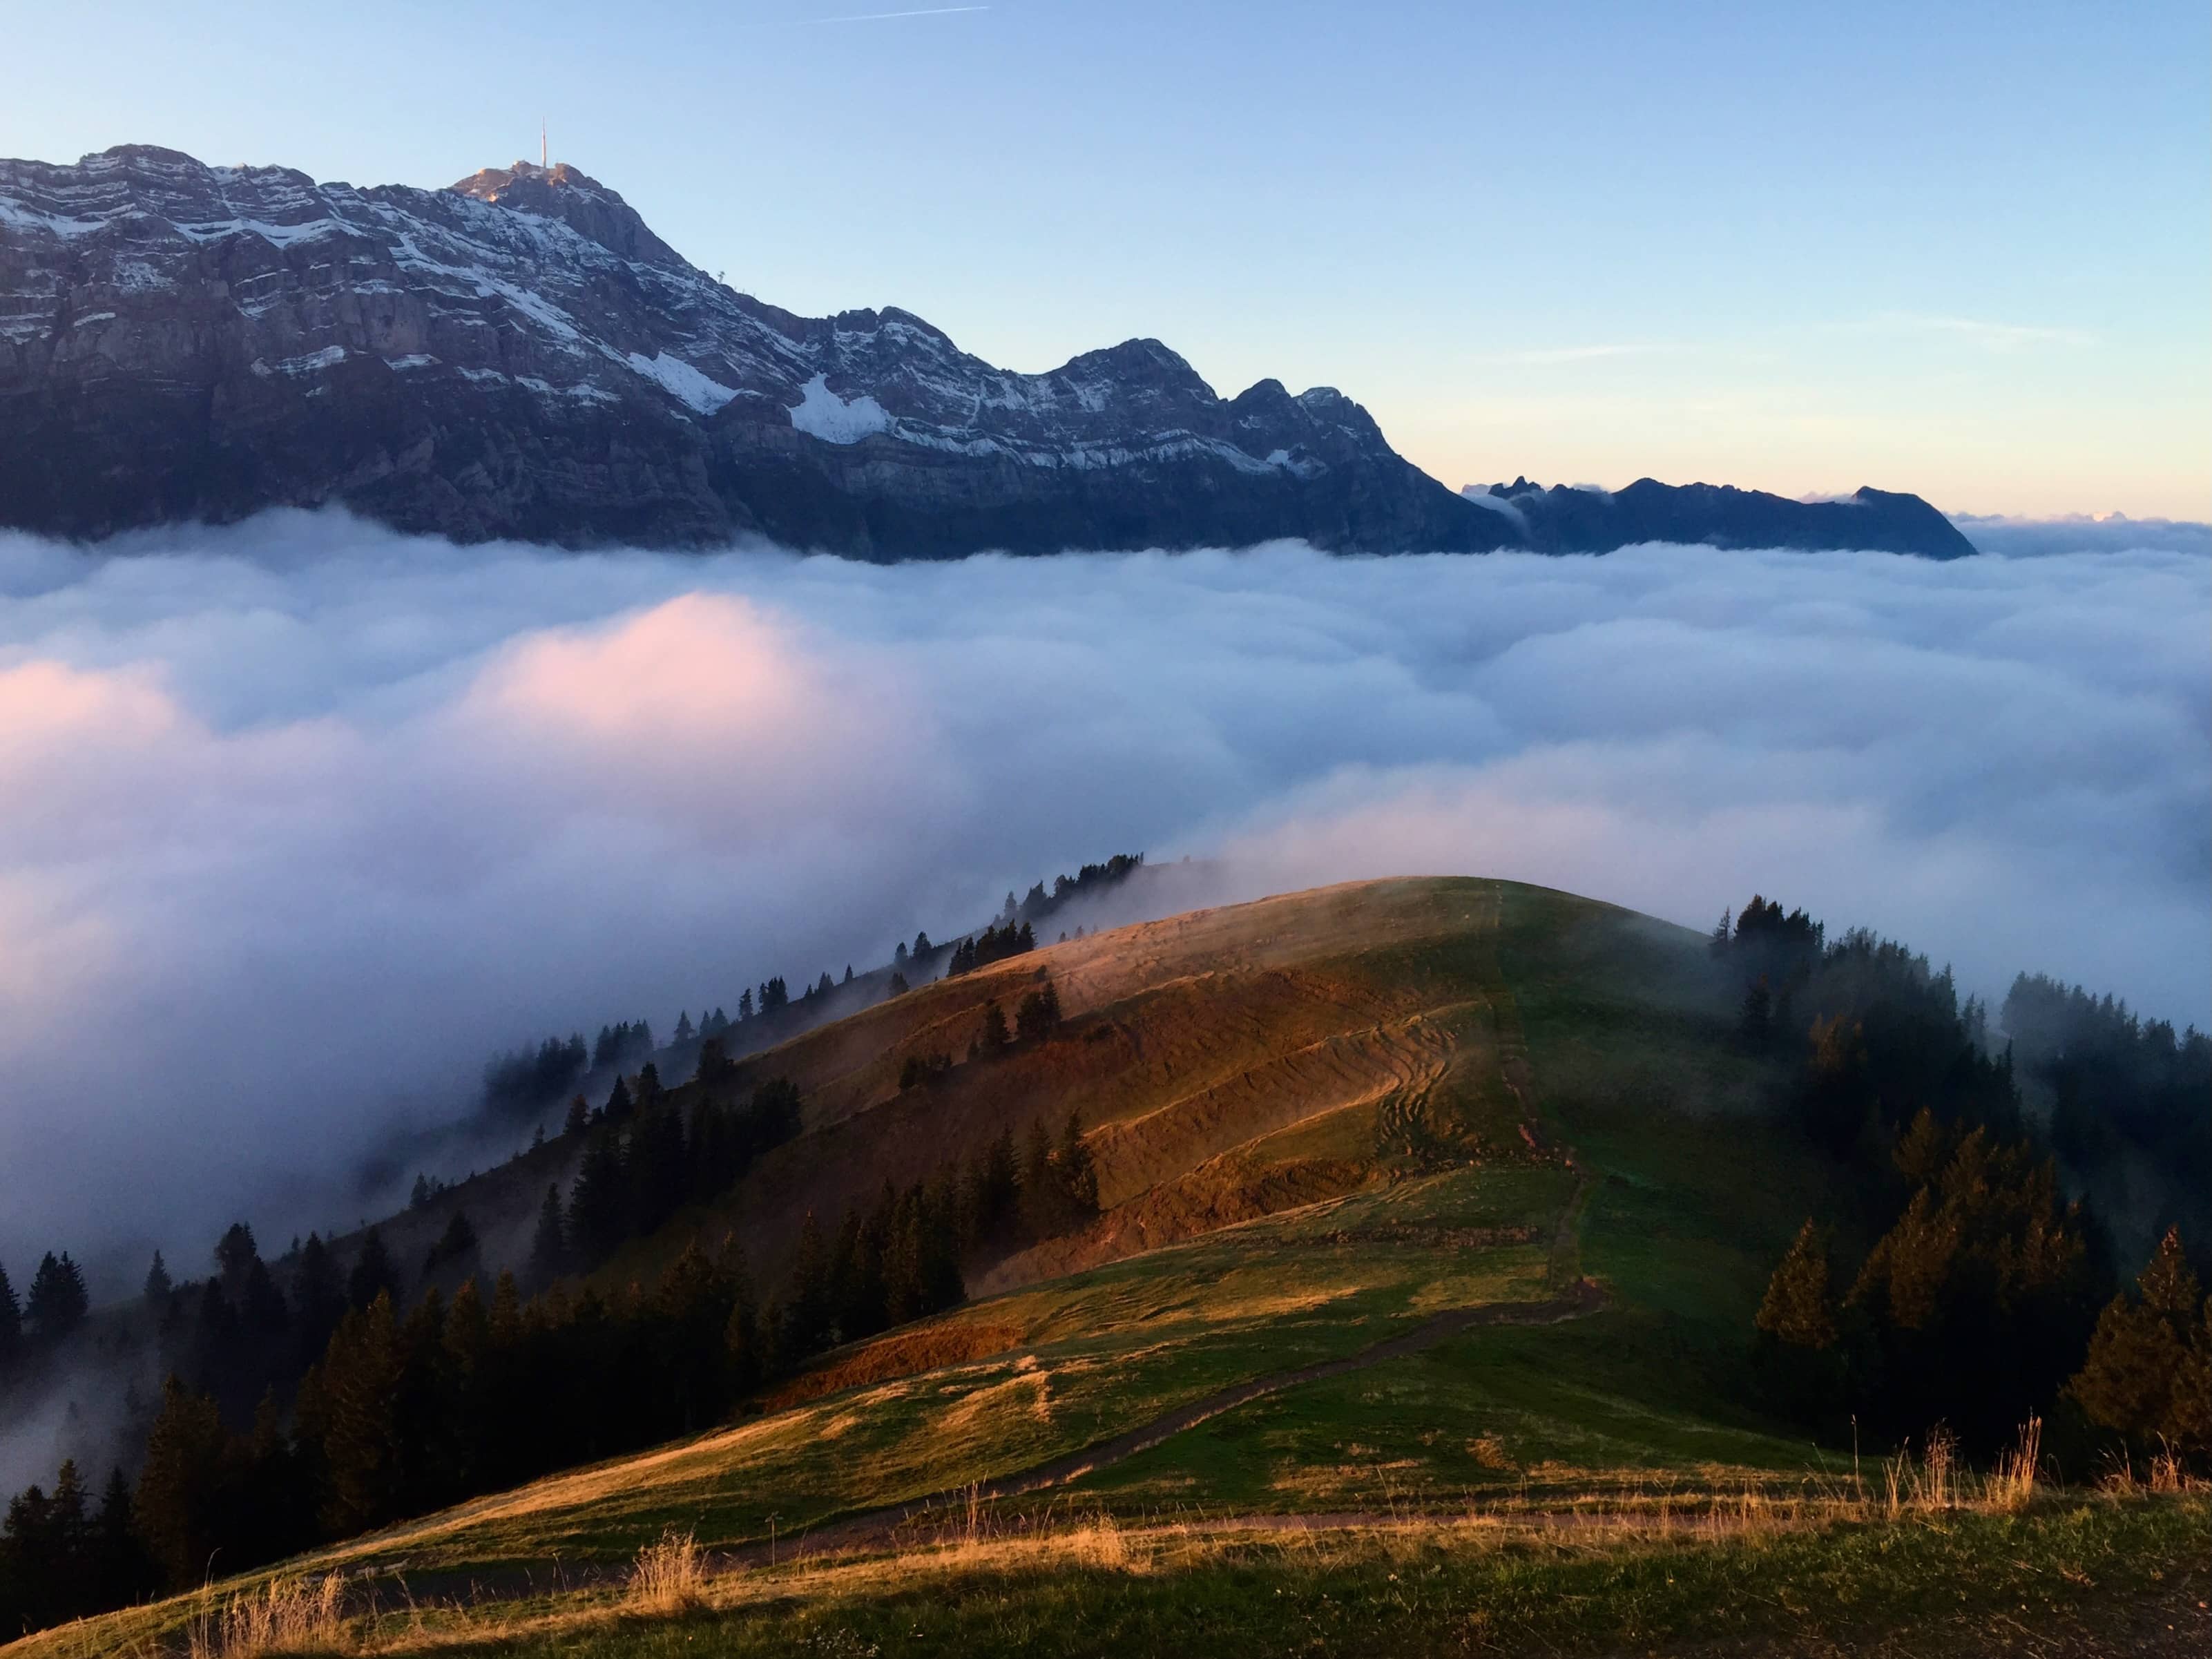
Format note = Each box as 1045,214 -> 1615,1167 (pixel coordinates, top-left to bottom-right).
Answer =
732,1246 -> 1604,1569
365,1239 -> 1606,1606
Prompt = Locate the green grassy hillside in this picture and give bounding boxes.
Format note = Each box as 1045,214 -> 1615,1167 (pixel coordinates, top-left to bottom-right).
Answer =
19,879 -> 2204,1658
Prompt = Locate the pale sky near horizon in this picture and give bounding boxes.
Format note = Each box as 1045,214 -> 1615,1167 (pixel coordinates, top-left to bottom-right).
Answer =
4,0 -> 2205,519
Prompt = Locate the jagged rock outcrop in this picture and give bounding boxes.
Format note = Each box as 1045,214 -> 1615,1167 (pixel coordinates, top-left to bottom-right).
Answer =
0,146 -> 1972,558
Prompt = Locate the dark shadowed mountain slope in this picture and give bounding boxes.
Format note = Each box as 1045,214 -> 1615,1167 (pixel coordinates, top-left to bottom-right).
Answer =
1464,477 -> 1977,558
1,146 -> 1970,558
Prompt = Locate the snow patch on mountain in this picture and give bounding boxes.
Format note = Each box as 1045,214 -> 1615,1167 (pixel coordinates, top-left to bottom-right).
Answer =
173,215 -> 342,247
627,351 -> 738,414
251,345 -> 348,378
0,198 -> 105,238
789,374 -> 892,444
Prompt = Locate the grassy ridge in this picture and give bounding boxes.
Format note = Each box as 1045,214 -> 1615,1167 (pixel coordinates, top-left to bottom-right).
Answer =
17,877 -> 2189,1658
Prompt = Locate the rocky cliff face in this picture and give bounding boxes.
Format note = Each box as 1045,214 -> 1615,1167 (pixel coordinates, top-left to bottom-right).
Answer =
0,146 -> 1971,558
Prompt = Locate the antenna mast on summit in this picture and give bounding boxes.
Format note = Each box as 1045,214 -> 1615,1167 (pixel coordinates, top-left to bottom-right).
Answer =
541,117 -> 548,169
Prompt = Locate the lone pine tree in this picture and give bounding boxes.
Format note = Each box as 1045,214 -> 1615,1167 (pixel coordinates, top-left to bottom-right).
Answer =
2069,1225 -> 2212,1460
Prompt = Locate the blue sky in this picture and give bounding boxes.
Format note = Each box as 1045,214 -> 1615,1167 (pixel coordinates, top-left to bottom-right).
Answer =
6,0 -> 2205,517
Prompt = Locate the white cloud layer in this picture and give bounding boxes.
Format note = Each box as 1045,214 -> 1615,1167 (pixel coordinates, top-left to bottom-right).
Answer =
1,515 -> 2205,1286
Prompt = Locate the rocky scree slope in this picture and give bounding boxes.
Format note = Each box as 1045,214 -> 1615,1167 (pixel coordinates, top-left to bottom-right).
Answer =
0,146 -> 1970,557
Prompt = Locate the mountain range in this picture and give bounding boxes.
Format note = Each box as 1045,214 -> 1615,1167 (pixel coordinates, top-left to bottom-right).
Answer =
0,146 -> 1974,559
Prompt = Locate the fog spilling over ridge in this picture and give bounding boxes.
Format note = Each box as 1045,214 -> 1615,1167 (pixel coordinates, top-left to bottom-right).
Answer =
1,517 -> 2206,1285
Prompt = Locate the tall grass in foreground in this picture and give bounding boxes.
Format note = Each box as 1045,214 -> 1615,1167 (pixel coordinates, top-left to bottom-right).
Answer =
50,1426 -> 2204,1659
1989,1416 -> 2042,1512
185,1573 -> 347,1659
629,1529 -> 710,1614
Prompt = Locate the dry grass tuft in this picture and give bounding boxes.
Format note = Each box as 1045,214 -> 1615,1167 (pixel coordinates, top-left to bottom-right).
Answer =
1061,1514 -> 1135,1571
2147,1441 -> 2193,1494
1883,1424 -> 1961,1516
186,1572 -> 347,1659
2104,1440 -> 2204,1496
630,1528 -> 711,1614
1990,1415 -> 2041,1512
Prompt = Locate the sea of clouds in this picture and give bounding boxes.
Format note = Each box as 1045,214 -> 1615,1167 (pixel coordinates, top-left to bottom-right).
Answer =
1,514 -> 2206,1288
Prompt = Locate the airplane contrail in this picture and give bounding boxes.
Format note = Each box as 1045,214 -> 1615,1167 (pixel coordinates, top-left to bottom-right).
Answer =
809,5 -> 990,21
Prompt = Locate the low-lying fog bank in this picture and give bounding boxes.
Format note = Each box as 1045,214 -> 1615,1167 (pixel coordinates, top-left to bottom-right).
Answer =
1,515 -> 2204,1287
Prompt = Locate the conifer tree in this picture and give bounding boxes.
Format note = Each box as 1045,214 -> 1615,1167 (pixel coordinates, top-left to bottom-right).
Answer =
193,1278 -> 240,1370
1756,1220 -> 1839,1349
132,1377 -> 229,1589
2070,1226 -> 2212,1457
0,1261 -> 20,1368
302,1292 -> 405,1534
1056,1111 -> 1099,1220
214,1222 -> 260,1285
1892,1106 -> 1950,1188
489,1269 -> 524,1352
26,1253 -> 88,1339
1016,980 -> 1062,1043
392,1289 -> 454,1515
979,1000 -> 1009,1053
241,1256 -> 290,1335
627,1104 -> 689,1238
292,1233 -> 346,1365
1739,976 -> 1773,1046
566,1133 -> 629,1265
961,1128 -> 1020,1247
725,1282 -> 761,1393
1017,1119 -> 1058,1238
528,1185 -> 570,1287
347,1228 -> 400,1313
655,1242 -> 736,1431
603,1075 -> 635,1125
142,1250 -> 173,1308
2137,1223 -> 2204,1326
1847,1188 -> 1959,1332
781,1214 -> 833,1363
49,1459 -> 88,1566
94,1464 -> 153,1608
436,1278 -> 490,1490
423,1211 -> 480,1279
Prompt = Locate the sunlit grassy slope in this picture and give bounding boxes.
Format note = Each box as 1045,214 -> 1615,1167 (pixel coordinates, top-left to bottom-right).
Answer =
29,878 -> 2205,1658
637,876 -> 1577,1289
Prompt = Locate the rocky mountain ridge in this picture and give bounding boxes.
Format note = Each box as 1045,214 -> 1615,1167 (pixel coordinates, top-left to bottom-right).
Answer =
1463,477 -> 1975,557
0,145 -> 1973,558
